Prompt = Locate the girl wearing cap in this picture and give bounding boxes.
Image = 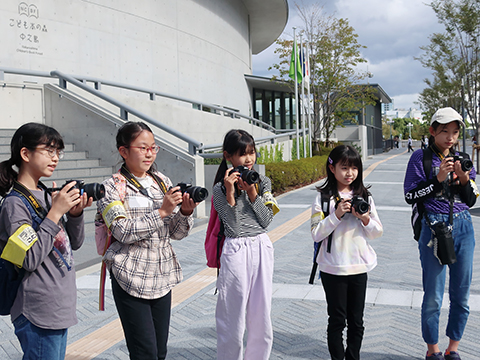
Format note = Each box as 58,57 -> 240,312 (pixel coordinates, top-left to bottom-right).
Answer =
404,107 -> 478,360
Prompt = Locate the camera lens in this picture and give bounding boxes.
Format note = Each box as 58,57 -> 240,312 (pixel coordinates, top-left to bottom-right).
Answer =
185,186 -> 209,203
83,183 -> 106,201
460,158 -> 473,172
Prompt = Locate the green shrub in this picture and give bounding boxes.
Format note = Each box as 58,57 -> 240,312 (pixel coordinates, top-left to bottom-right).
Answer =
265,155 -> 328,195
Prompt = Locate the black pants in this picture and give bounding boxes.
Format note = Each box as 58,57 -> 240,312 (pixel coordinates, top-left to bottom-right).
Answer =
111,274 -> 171,360
321,272 -> 367,360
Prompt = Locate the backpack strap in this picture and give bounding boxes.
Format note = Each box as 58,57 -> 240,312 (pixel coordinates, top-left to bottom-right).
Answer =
423,147 -> 432,181
309,191 -> 332,284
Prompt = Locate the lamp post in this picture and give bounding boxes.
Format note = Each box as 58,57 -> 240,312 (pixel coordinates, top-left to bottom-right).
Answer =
407,122 -> 413,138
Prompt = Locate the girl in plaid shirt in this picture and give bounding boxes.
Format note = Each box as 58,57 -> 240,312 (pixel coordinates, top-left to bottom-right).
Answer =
97,122 -> 198,360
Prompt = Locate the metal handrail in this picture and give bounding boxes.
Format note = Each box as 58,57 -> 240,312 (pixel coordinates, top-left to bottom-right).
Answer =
51,70 -> 203,155
200,128 -> 309,157
0,67 -> 275,132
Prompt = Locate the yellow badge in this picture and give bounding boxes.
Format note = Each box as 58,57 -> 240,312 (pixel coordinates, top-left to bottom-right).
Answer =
102,201 -> 127,228
1,224 -> 38,267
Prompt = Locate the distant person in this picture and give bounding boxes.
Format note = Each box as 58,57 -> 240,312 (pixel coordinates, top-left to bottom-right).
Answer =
0,123 -> 92,360
408,136 -> 414,152
213,129 -> 279,360
421,135 -> 426,149
311,145 -> 383,360
404,107 -> 477,360
96,121 -> 199,360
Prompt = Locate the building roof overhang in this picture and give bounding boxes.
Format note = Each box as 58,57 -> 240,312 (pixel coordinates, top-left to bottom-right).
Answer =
244,0 -> 289,54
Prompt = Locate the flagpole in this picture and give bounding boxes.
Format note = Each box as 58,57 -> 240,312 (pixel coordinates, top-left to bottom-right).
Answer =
300,34 -> 306,159
306,40 -> 313,157
293,28 -> 300,160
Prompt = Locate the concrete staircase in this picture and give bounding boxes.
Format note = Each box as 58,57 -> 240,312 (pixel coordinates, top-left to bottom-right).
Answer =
0,129 -> 113,235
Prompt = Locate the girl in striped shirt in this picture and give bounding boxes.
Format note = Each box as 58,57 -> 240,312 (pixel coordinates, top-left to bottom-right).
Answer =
213,129 -> 279,360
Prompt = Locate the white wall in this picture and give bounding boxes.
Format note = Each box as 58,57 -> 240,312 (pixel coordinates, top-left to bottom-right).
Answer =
0,0 -> 253,114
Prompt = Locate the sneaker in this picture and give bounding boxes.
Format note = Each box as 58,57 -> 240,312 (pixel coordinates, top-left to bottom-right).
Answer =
426,352 -> 444,360
444,351 -> 461,360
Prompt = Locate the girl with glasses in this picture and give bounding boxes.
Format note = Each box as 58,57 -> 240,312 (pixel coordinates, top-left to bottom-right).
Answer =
0,122 -> 93,360
96,121 -> 199,360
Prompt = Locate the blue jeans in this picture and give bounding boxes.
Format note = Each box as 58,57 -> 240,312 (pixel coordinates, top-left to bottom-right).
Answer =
419,210 -> 475,345
13,314 -> 68,360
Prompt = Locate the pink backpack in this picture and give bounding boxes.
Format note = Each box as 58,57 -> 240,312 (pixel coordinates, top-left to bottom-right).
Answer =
94,174 -> 126,256
94,174 -> 126,311
204,196 -> 225,269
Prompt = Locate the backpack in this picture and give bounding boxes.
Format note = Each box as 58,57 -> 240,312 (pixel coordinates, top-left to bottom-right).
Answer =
0,185 -> 45,316
204,196 -> 225,269
309,192 -> 333,284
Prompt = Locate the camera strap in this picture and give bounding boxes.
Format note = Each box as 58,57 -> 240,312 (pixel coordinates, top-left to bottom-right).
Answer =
120,165 -> 167,198
12,181 -> 49,220
10,181 -> 71,270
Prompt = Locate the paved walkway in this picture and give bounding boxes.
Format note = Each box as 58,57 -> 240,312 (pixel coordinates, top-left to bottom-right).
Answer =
1,147 -> 480,359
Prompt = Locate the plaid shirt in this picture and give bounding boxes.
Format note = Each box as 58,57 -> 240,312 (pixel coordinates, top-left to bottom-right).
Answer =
97,170 -> 193,299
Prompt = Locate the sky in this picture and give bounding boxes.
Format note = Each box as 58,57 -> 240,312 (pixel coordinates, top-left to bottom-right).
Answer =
251,0 -> 445,110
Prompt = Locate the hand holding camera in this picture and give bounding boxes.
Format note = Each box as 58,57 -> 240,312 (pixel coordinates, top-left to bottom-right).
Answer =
47,180 -> 99,222
335,196 -> 370,224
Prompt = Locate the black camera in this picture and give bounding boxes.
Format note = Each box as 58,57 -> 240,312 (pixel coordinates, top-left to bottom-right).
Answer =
350,196 -> 369,215
49,180 -> 105,201
175,183 -> 208,203
230,166 -> 260,185
452,155 -> 473,172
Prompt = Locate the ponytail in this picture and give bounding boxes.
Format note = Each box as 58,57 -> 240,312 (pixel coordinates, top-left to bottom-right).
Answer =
0,158 -> 18,197
213,158 -> 228,186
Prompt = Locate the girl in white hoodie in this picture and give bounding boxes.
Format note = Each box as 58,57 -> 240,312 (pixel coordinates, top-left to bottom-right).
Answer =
311,145 -> 383,360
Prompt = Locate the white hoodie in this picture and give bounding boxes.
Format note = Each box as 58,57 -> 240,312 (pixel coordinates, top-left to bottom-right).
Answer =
310,190 -> 383,276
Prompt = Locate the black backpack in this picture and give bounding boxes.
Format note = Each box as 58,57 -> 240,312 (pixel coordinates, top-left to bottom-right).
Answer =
0,185 -> 45,315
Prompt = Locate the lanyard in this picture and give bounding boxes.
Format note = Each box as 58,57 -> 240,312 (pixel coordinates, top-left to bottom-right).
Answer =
430,144 -> 453,161
120,165 -> 167,198
12,181 -> 48,219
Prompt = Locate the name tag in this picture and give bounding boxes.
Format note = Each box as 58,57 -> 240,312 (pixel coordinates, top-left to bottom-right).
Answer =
102,201 -> 127,228
127,196 -> 152,208
1,224 -> 38,267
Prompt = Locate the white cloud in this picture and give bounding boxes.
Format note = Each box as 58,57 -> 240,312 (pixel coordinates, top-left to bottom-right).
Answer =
252,0 -> 444,110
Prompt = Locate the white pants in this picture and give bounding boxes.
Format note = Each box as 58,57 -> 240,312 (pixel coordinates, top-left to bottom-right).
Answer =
216,233 -> 274,360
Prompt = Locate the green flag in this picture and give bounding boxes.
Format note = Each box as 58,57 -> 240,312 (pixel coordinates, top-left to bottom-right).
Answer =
289,38 -> 302,83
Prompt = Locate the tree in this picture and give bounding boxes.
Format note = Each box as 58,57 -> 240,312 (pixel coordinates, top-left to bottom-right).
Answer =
269,3 -> 376,146
418,0 -> 480,140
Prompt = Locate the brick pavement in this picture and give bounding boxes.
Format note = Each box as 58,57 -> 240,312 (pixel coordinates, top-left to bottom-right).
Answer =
1,147 -> 480,359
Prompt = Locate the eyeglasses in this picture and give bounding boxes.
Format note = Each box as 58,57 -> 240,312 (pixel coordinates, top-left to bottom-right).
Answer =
35,147 -> 65,159
127,144 -> 160,154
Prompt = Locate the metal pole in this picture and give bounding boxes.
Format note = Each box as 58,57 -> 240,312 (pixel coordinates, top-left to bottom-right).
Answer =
306,40 -> 313,157
293,28 -> 300,160
300,34 -> 306,159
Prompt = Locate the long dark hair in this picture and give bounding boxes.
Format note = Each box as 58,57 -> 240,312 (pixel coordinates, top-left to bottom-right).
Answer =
317,145 -> 370,199
213,129 -> 256,185
0,123 -> 64,196
116,121 -> 156,170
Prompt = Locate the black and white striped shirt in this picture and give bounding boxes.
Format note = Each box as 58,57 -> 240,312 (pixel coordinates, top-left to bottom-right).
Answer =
213,174 -> 275,238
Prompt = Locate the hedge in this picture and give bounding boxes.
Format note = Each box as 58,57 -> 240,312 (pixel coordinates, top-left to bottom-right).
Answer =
265,155 -> 328,195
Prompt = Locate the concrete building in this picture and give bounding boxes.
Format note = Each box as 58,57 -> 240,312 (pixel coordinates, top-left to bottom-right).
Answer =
0,0 -> 289,218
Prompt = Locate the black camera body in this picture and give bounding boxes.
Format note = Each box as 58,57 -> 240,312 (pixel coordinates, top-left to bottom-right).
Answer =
231,166 -> 260,185
50,180 -> 105,201
350,196 -> 369,215
452,154 -> 473,172
175,183 -> 208,203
